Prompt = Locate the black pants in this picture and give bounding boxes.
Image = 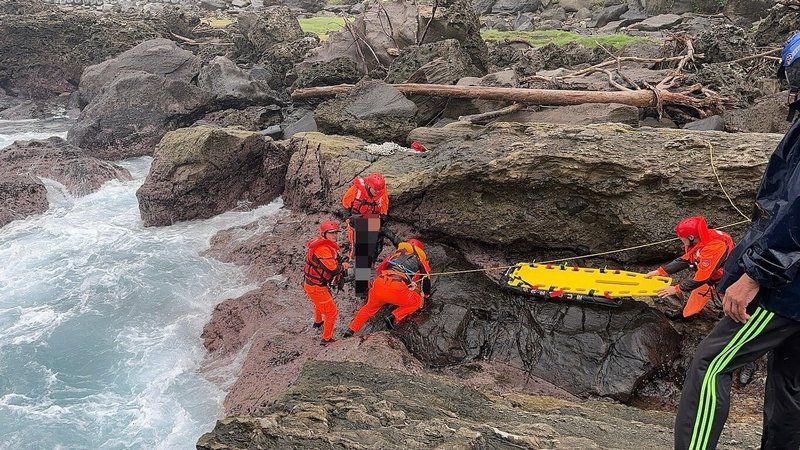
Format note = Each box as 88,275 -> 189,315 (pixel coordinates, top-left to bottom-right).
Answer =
675,306 -> 800,450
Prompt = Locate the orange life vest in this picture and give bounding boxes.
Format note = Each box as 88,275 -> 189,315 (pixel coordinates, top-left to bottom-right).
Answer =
303,238 -> 342,286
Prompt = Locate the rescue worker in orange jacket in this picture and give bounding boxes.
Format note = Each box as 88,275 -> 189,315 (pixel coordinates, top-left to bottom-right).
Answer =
341,172 -> 390,259
303,220 -> 349,345
344,239 -> 431,335
646,216 -> 734,321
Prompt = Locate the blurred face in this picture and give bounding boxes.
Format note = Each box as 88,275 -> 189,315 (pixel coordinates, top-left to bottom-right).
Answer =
366,185 -> 375,197
324,230 -> 339,242
680,236 -> 692,251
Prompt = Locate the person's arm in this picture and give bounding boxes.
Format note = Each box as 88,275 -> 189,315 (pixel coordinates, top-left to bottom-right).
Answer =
379,190 -> 389,216
318,247 -> 346,277
659,257 -> 691,276
342,186 -> 356,211
739,172 -> 800,288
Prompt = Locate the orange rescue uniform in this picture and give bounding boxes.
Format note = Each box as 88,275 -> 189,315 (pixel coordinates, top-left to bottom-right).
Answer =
303,237 -> 346,340
348,242 -> 431,332
342,177 -> 389,254
657,227 -> 734,318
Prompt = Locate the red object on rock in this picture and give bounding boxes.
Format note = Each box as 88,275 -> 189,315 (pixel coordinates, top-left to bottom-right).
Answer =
410,141 -> 426,152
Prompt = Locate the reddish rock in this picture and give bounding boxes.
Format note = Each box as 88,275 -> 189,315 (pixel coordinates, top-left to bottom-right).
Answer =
0,175 -> 48,227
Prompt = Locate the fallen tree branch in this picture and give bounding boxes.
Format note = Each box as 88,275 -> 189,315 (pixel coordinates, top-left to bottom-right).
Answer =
519,55 -> 703,84
418,0 -> 438,45
170,32 -> 234,46
727,48 -> 781,65
458,103 -> 525,123
291,83 -> 728,117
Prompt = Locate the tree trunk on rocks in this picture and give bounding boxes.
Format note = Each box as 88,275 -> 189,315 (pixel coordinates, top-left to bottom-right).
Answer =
293,83 -> 727,117
284,125 -> 780,264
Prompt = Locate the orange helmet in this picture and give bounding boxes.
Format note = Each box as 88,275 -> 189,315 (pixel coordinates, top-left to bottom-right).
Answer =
364,172 -> 386,193
319,220 -> 341,235
675,216 -> 707,241
407,238 -> 424,250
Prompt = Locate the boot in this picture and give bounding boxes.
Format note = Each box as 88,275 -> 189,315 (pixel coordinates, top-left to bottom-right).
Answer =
738,361 -> 757,386
384,315 -> 396,330
664,308 -> 684,321
343,329 -> 355,338
312,321 -> 323,329
320,338 -> 336,346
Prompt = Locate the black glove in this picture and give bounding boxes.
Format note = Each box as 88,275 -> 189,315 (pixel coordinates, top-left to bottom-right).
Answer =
340,208 -> 353,220
422,277 -> 432,296
382,227 -> 401,248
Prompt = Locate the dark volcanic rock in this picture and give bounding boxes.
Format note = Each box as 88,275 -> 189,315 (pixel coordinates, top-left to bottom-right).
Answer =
314,80 -> 417,143
67,72 -> 212,160
136,126 -> 289,226
197,56 -> 285,107
291,57 -> 362,90
397,246 -> 679,401
0,175 -> 48,227
78,38 -> 200,106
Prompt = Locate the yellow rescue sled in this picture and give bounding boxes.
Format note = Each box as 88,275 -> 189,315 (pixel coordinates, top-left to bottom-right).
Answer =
501,263 -> 672,308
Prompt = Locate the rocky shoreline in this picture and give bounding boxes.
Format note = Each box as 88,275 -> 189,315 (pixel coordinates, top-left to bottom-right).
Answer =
2,0 -> 797,447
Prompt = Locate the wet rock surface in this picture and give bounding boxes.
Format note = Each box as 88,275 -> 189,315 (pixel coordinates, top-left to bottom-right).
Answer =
0,137 -> 131,227
136,126 -> 288,226
0,137 -> 131,196
0,175 -> 48,227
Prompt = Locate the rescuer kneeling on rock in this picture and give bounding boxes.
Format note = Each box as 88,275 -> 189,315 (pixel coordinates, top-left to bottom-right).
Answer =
344,239 -> 431,336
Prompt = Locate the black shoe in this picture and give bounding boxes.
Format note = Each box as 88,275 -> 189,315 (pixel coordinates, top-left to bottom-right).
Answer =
320,338 -> 336,346
664,309 -> 684,321
384,316 -> 396,330
739,362 -> 756,385
343,329 -> 355,338
312,321 -> 323,329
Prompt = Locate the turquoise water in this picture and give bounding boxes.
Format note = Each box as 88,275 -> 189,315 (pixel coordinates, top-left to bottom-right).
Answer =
0,129 -> 281,448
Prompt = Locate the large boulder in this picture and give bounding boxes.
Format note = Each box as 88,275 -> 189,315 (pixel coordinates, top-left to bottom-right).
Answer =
67,72 -> 212,160
291,57 -> 362,90
0,137 -> 132,195
236,7 -> 305,56
78,38 -> 200,106
0,175 -> 48,227
314,80 -> 417,143
284,124 -> 781,264
136,126 -> 289,227
197,56 -> 285,107
725,92 -> 792,134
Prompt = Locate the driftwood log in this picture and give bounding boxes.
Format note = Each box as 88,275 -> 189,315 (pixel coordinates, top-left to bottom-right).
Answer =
291,83 -> 728,117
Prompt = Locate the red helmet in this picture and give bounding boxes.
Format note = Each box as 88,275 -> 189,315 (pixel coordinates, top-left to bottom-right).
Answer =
675,216 -> 707,241
364,173 -> 386,193
407,238 -> 424,250
319,220 -> 341,235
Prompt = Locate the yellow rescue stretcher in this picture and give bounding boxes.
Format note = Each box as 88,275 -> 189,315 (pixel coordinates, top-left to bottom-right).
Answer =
501,263 -> 672,308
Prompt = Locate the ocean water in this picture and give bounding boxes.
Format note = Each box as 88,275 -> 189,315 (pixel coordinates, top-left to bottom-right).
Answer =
0,123 -> 280,449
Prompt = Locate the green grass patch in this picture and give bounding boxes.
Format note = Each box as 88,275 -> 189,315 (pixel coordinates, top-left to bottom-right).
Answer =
480,29 -> 649,49
299,16 -> 347,40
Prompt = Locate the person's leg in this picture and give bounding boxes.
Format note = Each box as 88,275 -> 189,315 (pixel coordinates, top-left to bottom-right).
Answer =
304,284 -> 337,341
302,283 -> 324,326
761,330 -> 800,450
388,287 -> 423,322
348,278 -> 389,332
683,286 -> 714,318
675,306 -> 798,450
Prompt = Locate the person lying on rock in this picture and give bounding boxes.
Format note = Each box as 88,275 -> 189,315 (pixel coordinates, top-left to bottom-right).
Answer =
343,239 -> 431,337
303,220 -> 349,346
646,216 -> 734,322
340,172 -> 390,262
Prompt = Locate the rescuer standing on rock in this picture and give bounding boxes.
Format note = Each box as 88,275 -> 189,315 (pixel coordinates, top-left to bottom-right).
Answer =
303,220 -> 349,346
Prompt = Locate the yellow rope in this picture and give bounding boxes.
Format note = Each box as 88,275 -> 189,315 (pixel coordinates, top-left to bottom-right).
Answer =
706,141 -> 752,221
427,141 -> 754,278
